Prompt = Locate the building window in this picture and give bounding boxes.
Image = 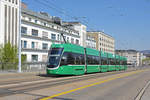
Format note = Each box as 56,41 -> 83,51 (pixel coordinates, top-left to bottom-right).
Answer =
42,43 -> 48,50
32,29 -> 38,36
76,39 -> 79,45
57,34 -> 60,41
67,37 -> 69,42
51,34 -> 56,40
35,19 -> 38,23
21,26 -> 27,34
15,0 -> 18,4
44,22 -> 47,26
42,31 -> 48,38
64,36 -> 66,40
71,38 -> 74,44
32,42 -> 35,49
32,55 -> 38,62
28,18 -> 32,21
24,41 -> 27,48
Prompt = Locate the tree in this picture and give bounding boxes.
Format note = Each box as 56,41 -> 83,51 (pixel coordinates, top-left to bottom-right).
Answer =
0,43 -> 26,70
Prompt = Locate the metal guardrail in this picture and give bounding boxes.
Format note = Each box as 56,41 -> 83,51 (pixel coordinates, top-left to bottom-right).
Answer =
0,62 -> 146,73
0,62 -> 47,72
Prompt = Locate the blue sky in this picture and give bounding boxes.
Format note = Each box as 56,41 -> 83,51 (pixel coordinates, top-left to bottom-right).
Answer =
22,0 -> 150,50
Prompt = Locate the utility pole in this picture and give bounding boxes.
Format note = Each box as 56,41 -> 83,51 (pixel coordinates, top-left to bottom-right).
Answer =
61,33 -> 67,43
18,0 -> 22,73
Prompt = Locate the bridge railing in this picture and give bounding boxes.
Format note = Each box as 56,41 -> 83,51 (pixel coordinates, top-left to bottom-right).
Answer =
0,62 -> 47,73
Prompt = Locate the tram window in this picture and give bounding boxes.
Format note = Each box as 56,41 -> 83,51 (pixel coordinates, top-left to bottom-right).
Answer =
109,58 -> 116,65
87,55 -> 92,64
116,60 -> 120,65
75,56 -> 80,65
81,55 -> 85,64
120,61 -> 123,65
95,56 -> 100,65
101,57 -> 107,65
123,61 -> 127,65
50,48 -> 63,55
72,53 -> 85,65
67,53 -> 75,64
60,53 -> 68,65
87,55 -> 100,65
60,52 -> 85,66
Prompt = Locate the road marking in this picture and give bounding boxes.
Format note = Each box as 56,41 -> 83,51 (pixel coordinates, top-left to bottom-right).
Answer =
135,80 -> 150,100
0,70 -> 129,88
40,69 -> 148,100
0,74 -> 93,88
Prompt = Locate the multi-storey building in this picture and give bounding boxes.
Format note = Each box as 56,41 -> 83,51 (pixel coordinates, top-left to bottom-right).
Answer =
62,22 -> 87,47
86,35 -> 96,49
87,31 -> 115,54
21,8 -> 81,62
0,2 -> 115,63
0,0 -> 19,46
116,50 -> 143,66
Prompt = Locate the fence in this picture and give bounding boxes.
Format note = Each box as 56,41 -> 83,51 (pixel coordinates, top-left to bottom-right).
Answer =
0,62 -> 47,72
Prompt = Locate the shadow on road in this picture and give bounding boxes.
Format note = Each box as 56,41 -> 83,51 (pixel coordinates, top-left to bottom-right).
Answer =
37,73 -> 75,78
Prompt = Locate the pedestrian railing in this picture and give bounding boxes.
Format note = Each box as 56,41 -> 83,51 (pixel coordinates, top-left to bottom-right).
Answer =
0,62 -> 47,73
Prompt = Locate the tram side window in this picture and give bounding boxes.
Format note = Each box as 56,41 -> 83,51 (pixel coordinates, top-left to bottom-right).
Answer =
116,60 -> 120,65
109,58 -> 116,65
87,55 -> 100,65
87,55 -> 92,64
72,53 -> 85,65
95,56 -> 100,65
60,52 -> 68,65
101,57 -> 108,65
60,52 -> 85,66
123,61 -> 127,65
120,60 -> 123,65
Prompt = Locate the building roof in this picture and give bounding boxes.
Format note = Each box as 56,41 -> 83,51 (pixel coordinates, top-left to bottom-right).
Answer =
63,21 -> 81,25
87,31 -> 114,38
22,8 -> 54,23
116,50 -> 139,53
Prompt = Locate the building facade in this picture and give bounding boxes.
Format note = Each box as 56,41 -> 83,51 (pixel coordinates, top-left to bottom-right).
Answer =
21,8 -> 81,62
0,2 -> 116,63
86,34 -> 96,49
116,50 -> 143,66
62,22 -> 87,47
87,31 -> 115,54
0,0 -> 19,46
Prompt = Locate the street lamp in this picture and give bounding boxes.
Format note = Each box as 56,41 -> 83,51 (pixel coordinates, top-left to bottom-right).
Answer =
18,0 -> 22,73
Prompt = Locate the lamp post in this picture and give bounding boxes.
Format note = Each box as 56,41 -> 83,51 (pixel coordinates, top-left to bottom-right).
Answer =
18,0 -> 22,73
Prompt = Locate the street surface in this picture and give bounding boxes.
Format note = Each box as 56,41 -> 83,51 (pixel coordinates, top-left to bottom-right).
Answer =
0,67 -> 150,100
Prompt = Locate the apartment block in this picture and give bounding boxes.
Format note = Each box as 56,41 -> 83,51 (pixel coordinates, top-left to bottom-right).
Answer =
87,31 -> 115,54
21,8 -> 81,62
86,34 -> 96,49
116,50 -> 143,66
62,22 -> 87,47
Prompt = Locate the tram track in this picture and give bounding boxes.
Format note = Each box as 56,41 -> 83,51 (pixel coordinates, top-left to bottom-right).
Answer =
0,69 -> 138,97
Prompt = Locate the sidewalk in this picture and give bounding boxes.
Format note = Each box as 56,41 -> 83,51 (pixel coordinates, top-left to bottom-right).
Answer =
141,83 -> 150,100
0,71 -> 46,85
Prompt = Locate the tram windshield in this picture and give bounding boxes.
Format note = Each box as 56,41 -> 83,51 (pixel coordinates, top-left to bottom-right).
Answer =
47,48 -> 63,68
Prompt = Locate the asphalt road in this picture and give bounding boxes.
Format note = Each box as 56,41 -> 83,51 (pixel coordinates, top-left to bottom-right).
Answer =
0,67 -> 150,100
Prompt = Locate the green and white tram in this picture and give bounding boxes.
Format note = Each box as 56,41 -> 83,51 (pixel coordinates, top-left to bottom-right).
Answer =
47,43 -> 127,75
